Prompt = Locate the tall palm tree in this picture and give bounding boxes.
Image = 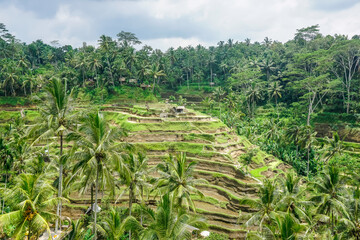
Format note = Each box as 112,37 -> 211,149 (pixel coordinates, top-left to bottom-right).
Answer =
213,87 -> 225,118
72,111 -> 126,240
97,207 -> 129,240
239,179 -> 280,230
310,166 -> 349,233
124,194 -> 207,240
155,153 -> 205,212
88,53 -> 103,88
145,63 -> 166,92
276,172 -> 311,223
298,126 -> 318,176
28,77 -> 74,232
0,174 -> 60,240
116,153 -> 150,217
268,81 -> 283,108
246,213 -> 306,240
0,137 -> 13,214
337,187 -> 360,239
246,82 -> 262,117
323,132 -> 348,163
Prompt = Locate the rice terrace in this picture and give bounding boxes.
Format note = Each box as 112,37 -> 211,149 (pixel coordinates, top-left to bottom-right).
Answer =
1,1 -> 360,239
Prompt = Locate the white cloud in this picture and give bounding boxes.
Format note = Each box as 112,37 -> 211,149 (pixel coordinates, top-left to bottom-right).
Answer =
143,37 -> 210,50
0,0 -> 359,50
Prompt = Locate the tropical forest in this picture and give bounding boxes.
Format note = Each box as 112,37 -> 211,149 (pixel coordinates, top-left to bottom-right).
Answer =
0,22 -> 360,239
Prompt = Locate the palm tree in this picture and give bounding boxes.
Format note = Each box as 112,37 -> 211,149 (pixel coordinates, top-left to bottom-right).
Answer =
337,187 -> 360,239
145,63 -> 166,92
213,87 -> 225,118
124,194 -> 207,240
0,137 -> 13,214
155,153 -> 205,212
74,52 -> 88,87
310,166 -> 349,233
116,153 -> 150,218
88,53 -> 103,88
276,172 -> 311,223
297,126 -> 318,176
72,111 -> 126,240
246,213 -> 306,240
28,77 -> 74,232
268,81 -> 283,108
246,82 -> 262,117
97,207 -> 129,240
239,179 -> 280,230
66,219 -> 88,240
0,174 -> 60,240
323,132 -> 348,163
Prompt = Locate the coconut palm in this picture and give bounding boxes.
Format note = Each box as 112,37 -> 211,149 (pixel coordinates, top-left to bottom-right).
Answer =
116,152 -> 150,217
276,172 -> 311,223
27,77 -> 74,232
66,219 -> 88,240
323,132 -> 348,163
309,166 -> 349,233
145,63 -> 166,92
0,137 -> 13,214
239,179 -> 280,230
155,153 -> 205,212
246,82 -> 262,117
0,174 -> 60,240
124,193 -> 207,240
297,126 -> 318,176
71,111 -> 126,240
337,187 -> 360,239
97,207 -> 129,240
213,87 -> 225,118
268,81 -> 283,108
246,213 -> 306,240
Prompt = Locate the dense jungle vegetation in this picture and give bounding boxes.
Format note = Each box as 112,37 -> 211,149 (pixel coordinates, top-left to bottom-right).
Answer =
1,23 -> 360,239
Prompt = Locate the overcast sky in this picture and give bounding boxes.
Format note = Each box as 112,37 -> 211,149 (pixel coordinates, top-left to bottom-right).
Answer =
0,0 -> 359,50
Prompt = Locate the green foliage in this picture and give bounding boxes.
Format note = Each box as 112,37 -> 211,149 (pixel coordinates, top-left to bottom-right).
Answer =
204,232 -> 229,240
0,97 -> 31,106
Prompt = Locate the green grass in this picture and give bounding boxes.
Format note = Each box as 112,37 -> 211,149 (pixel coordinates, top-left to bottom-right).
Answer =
0,110 -> 20,121
197,183 -> 246,203
183,133 -> 215,143
195,170 -> 259,188
250,166 -> 269,178
191,195 -> 228,209
0,96 -> 32,106
104,111 -> 129,125
133,142 -> 214,154
107,86 -> 159,103
123,121 -> 198,132
208,224 -> 247,232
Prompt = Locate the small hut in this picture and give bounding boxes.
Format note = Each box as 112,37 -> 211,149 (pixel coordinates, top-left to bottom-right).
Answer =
140,84 -> 151,89
119,77 -> 126,84
129,79 -> 137,84
174,106 -> 186,113
209,82 -> 215,86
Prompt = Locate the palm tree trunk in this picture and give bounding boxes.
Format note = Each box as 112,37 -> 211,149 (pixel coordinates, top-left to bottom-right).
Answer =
91,183 -> 94,212
1,171 -> 7,214
129,185 -> 133,240
307,147 -> 310,177
28,220 -> 32,240
56,133 -> 63,232
152,77 -> 156,93
94,166 -> 100,240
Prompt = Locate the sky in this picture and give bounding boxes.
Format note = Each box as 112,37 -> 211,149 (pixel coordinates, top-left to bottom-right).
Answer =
0,0 -> 359,51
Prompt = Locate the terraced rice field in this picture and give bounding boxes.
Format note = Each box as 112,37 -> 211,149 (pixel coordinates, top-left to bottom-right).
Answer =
1,103 -> 288,239
101,103 -> 286,239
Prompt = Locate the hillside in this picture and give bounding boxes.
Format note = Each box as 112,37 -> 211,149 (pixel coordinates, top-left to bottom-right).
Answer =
47,103 -> 284,239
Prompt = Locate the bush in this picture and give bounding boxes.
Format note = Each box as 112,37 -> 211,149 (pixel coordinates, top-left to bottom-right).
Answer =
204,232 -> 229,240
